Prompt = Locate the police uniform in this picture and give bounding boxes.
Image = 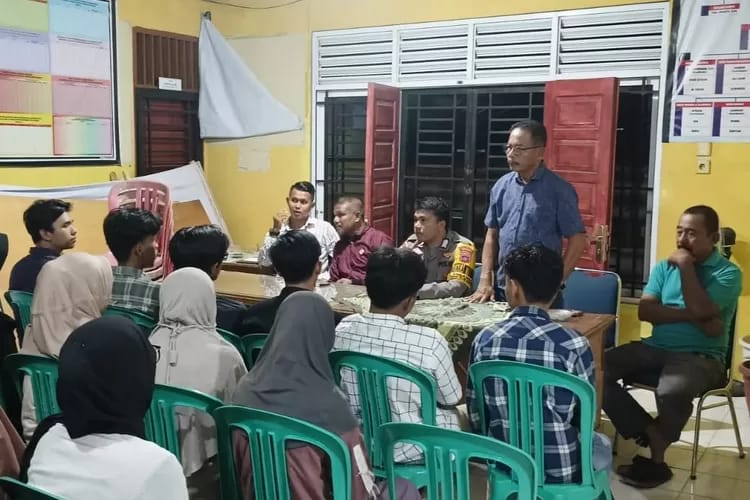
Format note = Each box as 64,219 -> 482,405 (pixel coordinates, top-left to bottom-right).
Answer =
401,230 -> 476,299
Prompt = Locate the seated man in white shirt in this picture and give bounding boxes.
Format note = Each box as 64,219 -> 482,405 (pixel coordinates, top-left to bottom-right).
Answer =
334,246 -> 462,463
257,181 -> 339,277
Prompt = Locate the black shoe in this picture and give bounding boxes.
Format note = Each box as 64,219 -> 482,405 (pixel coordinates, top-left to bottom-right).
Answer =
615,454 -> 650,476
619,457 -> 673,489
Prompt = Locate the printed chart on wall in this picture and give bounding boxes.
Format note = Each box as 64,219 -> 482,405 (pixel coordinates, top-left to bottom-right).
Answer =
670,1 -> 750,142
0,0 -> 117,162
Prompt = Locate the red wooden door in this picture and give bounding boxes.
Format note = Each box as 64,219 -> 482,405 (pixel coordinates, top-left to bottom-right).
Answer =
543,78 -> 619,271
364,83 -> 400,240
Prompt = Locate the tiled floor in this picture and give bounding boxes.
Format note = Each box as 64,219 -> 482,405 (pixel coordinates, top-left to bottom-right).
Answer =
606,390 -> 750,500
469,390 -> 750,500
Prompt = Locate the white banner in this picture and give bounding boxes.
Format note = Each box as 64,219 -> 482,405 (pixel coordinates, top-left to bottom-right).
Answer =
669,2 -> 750,142
198,17 -> 302,139
0,161 -> 231,240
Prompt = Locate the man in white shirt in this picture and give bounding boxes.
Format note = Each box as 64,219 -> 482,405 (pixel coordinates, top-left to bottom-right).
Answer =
334,246 -> 462,463
258,181 -> 339,277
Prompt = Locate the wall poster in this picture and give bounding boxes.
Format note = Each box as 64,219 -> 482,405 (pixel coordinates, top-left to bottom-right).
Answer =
669,1 -> 750,142
0,0 -> 117,162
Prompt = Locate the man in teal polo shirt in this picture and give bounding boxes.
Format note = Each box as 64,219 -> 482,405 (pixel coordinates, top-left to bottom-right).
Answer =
603,205 -> 742,489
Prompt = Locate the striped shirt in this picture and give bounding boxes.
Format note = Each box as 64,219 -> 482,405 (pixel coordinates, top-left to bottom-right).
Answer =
467,305 -> 594,483
110,266 -> 160,318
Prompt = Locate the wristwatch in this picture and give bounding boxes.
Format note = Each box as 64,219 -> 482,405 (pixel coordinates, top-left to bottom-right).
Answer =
268,228 -> 280,237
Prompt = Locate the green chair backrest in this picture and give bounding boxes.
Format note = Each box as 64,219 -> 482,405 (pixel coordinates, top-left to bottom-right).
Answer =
240,334 -> 268,369
5,290 -> 33,340
4,354 -> 60,422
217,328 -> 245,359
213,405 -> 352,500
469,360 -> 597,489
329,350 -> 437,477
144,384 -> 223,463
102,306 -> 157,332
377,422 -> 538,500
0,477 -> 63,500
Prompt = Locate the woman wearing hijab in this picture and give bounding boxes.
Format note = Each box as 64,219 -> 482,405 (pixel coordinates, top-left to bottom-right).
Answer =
150,267 -> 247,480
20,252 -> 113,438
232,292 -> 419,500
21,316 -> 188,500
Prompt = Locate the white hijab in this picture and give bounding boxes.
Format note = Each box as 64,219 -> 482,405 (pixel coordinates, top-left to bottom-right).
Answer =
150,267 -> 246,476
23,253 -> 113,357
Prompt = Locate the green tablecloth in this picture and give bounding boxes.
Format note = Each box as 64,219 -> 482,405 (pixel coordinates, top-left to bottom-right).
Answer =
339,296 -> 512,351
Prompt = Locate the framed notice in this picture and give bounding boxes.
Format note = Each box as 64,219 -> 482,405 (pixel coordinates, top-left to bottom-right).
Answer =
669,1 -> 750,142
0,0 -> 118,163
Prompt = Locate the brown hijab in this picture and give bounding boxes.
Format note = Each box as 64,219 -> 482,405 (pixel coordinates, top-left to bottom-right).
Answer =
23,253 -> 112,357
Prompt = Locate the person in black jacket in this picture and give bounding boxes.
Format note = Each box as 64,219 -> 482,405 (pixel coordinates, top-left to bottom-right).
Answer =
239,230 -> 322,334
168,225 -> 248,333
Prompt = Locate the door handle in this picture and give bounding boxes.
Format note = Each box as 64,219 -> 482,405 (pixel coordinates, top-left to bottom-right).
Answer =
588,225 -> 610,264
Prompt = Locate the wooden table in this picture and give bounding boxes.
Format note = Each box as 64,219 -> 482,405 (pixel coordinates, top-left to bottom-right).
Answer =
215,271 -> 363,310
221,260 -> 274,275
215,271 -> 614,420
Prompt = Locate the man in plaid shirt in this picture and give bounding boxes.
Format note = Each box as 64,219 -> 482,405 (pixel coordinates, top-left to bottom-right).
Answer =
467,244 -> 610,483
103,208 -> 162,318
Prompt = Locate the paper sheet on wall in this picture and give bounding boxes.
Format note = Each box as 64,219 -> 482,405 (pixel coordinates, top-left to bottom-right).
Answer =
198,17 -> 302,139
669,2 -> 750,142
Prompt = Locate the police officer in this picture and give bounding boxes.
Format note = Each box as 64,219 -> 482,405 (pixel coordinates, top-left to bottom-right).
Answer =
400,196 -> 476,299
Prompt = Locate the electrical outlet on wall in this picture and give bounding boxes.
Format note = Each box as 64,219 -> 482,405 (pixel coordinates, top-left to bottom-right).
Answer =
696,158 -> 711,174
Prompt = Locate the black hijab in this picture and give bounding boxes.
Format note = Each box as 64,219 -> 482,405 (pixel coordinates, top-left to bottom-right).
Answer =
21,316 -> 156,480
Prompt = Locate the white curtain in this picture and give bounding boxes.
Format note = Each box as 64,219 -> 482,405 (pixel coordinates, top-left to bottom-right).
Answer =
198,17 -> 302,139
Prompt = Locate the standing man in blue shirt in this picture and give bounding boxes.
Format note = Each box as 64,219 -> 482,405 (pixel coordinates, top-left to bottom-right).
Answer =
9,199 -> 77,293
468,120 -> 586,307
604,205 -> 741,489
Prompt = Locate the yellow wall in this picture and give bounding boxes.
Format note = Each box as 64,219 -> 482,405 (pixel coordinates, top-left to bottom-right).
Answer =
0,0 -> 656,248
6,0 -> 749,373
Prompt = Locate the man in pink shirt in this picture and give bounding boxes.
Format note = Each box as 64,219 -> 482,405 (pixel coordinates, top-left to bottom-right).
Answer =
329,197 -> 392,284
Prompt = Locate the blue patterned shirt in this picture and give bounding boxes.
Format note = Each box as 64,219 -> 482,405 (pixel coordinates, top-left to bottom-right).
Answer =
483,165 -> 585,294
467,306 -> 594,483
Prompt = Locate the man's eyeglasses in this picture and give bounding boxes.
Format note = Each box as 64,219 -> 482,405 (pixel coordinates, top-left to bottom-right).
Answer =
504,144 -> 543,153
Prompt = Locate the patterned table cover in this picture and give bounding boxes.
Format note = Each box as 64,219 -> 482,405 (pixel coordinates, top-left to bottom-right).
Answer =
337,295 -> 582,352
339,296 -> 513,351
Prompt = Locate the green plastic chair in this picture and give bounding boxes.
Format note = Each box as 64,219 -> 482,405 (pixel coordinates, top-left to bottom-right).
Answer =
213,405 -> 352,500
469,360 -> 612,500
5,290 -> 33,342
4,354 -> 60,422
329,350 -> 437,487
144,384 -> 223,463
0,477 -> 63,500
217,328 -> 245,359
240,334 -> 268,369
102,305 -> 157,332
378,422 -> 538,500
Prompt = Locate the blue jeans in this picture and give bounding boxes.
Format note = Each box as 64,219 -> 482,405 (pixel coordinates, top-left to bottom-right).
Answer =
494,287 -> 565,309
593,432 -> 613,474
